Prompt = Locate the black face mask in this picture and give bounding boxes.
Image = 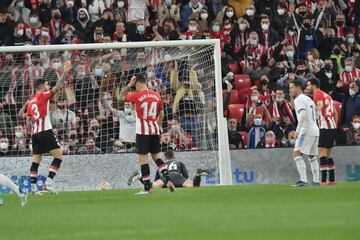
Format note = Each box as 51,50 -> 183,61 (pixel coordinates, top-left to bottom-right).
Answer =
54,14 -> 61,20
334,48 -> 341,55
58,105 -> 65,109
79,17 -> 87,22
336,21 -> 344,27
298,11 -> 306,17
303,22 -> 311,29
297,69 -> 306,75
324,64 -> 332,71
261,79 -> 268,85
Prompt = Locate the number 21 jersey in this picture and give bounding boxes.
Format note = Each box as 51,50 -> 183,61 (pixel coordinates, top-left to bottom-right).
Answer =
27,90 -> 54,134
125,90 -> 163,135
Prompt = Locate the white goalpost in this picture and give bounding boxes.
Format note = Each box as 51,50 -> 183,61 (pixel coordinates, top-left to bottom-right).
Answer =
0,39 -> 233,191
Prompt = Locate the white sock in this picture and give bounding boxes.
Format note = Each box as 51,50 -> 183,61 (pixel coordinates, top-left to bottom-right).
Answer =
294,156 -> 307,182
309,157 -> 320,183
0,173 -> 21,196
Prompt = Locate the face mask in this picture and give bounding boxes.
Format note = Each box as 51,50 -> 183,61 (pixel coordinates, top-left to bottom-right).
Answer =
172,125 -> 179,133
79,16 -> 88,22
307,55 -> 314,61
118,1 -> 125,8
164,0 -> 172,7
15,132 -> 23,138
325,64 -> 332,71
41,31 -> 49,37
261,79 -> 268,85
336,20 -> 344,27
333,48 -> 341,55
226,11 -> 234,18
349,89 -> 356,96
0,143 -> 8,149
250,39 -> 257,46
345,66 -> 353,73
212,25 -> 220,33
276,97 -> 284,103
16,1 -> 24,8
30,17 -> 38,25
189,26 -> 197,31
124,107 -> 132,114
286,51 -> 294,58
289,139 -> 296,145
251,95 -> 259,101
288,31 -> 295,36
347,38 -> 355,45
95,68 -> 103,77
353,123 -> 360,130
246,9 -> 254,17
299,11 -> 306,17
147,71 -> 155,79
54,14 -> 61,20
261,24 -> 269,31
277,9 -> 285,15
254,118 -> 262,126
17,29 -> 24,36
325,72 -> 333,78
67,1 -> 74,7
239,23 -> 246,31
200,13 -> 208,20
303,22 -> 311,29
297,69 -> 306,75
137,25 -> 145,33
52,62 -> 62,70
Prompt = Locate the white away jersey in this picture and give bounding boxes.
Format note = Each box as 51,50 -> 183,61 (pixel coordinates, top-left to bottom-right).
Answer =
294,94 -> 320,136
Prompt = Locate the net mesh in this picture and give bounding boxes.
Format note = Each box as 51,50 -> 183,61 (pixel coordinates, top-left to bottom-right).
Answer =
0,43 -> 221,190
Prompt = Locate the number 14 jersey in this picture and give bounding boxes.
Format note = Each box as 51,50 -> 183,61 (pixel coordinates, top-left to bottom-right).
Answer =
125,90 -> 163,135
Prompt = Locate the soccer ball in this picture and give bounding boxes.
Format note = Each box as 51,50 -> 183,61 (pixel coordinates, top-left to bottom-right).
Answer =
98,182 -> 112,190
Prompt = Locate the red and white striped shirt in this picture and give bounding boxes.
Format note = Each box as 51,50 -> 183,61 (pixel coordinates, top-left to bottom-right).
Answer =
341,67 -> 360,86
27,90 -> 53,134
125,90 -> 163,135
313,89 -> 337,129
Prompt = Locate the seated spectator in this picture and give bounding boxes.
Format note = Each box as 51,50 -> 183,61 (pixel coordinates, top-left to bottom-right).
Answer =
131,19 -> 151,42
306,48 -> 324,74
33,23 -> 52,45
270,87 -> 296,126
87,118 -> 101,148
0,136 -> 10,156
96,8 -> 116,36
160,132 -> 176,152
8,0 -> 30,23
78,136 -> 102,154
257,15 -> 279,53
341,81 -> 360,127
257,130 -> 284,148
59,136 -> 75,155
157,0 -> 180,26
247,113 -> 267,149
189,5 -> 209,33
12,21 -> 32,46
26,10 -> 42,41
180,18 -> 202,40
112,21 -> 127,43
228,118 -> 243,150
181,0 -> 203,31
112,0 -> 127,22
271,116 -> 296,144
11,125 -> 27,155
343,32 -> 359,59
74,8 -> 93,43
51,96 -> 76,136
339,57 -> 360,90
244,4 -> 260,31
246,87 -> 272,129
346,115 -> 360,145
287,130 -> 297,147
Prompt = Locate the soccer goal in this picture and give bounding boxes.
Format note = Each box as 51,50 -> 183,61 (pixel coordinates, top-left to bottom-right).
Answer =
0,39 -> 232,191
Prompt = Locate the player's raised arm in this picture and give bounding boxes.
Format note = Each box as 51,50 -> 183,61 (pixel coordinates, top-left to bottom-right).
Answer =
52,60 -> 71,94
119,76 -> 137,101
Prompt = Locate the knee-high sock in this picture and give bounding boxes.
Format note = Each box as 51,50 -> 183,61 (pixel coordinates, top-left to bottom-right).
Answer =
294,156 -> 307,182
308,157 -> 320,183
48,158 -> 62,179
319,156 -> 328,182
30,162 -> 39,191
327,158 -> 335,182
155,159 -> 170,181
0,174 -> 20,196
193,175 -> 201,187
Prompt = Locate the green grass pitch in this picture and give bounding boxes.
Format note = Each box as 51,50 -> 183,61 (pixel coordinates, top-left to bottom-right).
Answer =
0,183 -> 359,240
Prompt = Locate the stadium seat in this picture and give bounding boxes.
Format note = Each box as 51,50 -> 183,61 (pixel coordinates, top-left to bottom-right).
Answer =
229,63 -> 241,74
237,88 -> 252,104
333,101 -> 342,123
233,74 -> 252,90
223,90 -> 240,105
239,131 -> 248,146
227,104 -> 245,122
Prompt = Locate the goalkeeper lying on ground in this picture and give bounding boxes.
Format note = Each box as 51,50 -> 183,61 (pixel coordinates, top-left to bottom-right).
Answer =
128,150 -> 210,188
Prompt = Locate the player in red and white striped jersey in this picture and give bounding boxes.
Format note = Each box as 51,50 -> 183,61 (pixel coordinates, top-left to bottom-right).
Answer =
26,61 -> 72,195
307,78 -> 338,185
119,75 -> 174,194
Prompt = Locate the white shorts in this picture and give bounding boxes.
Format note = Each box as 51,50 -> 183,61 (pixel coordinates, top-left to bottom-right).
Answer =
294,134 -> 319,156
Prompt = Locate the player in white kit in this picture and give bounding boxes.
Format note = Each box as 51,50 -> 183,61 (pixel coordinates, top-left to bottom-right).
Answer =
289,79 -> 320,187
0,173 -> 27,206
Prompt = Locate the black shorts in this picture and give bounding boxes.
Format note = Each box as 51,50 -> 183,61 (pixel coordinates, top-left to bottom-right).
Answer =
169,172 -> 187,187
319,129 -> 337,148
136,134 -> 161,155
32,130 -> 60,155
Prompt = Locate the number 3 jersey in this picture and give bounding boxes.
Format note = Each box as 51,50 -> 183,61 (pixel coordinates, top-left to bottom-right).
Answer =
27,90 -> 54,135
294,93 -> 320,136
313,89 -> 337,129
125,90 -> 163,135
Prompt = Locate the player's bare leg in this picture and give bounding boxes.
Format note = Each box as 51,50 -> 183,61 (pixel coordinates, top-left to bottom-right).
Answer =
43,149 -> 64,195
151,153 -> 174,192
293,151 -> 308,187
0,174 -> 27,206
152,180 -> 165,189
182,180 -> 194,188
318,147 -> 328,185
308,154 -> 320,185
326,149 -> 336,185
30,154 -> 43,195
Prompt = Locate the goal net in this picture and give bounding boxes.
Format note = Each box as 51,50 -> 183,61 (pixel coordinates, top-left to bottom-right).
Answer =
0,40 -> 232,192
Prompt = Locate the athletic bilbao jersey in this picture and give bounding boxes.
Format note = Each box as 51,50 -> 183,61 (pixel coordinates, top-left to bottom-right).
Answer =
313,89 -> 337,129
27,90 -> 53,134
125,90 -> 163,135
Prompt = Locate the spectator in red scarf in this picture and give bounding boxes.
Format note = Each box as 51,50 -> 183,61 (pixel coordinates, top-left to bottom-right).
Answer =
180,18 -> 202,40
49,8 -> 65,41
334,12 -> 350,40
229,17 -> 250,61
216,5 -> 237,36
270,87 -> 296,125
257,16 -> 279,53
25,10 -> 42,41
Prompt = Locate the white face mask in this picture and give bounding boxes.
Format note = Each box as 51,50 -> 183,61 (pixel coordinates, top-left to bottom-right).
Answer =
276,97 -> 284,103
246,9 -> 254,17
352,122 -> 360,130
15,132 -> 23,138
118,1 -> 125,8
226,11 -> 234,18
277,9 -> 285,15
254,118 -> 262,126
307,55 -> 314,61
0,142 -> 8,150
239,23 -> 247,31
41,31 -> 49,37
147,71 -> 155,79
124,107 -> 132,114
200,13 -> 208,20
345,66 -> 353,73
251,95 -> 259,101
52,62 -> 62,70
286,51 -> 294,58
189,26 -> 197,32
347,37 -> 354,45
349,89 -> 356,96
67,1 -> 74,7
17,29 -> 24,36
261,24 -> 269,31
212,25 -> 220,33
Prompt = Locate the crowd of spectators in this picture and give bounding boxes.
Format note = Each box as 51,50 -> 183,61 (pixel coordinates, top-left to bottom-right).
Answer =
0,0 -> 359,156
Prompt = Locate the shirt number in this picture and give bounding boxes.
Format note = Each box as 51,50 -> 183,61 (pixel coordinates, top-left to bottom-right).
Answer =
324,99 -> 333,116
32,104 -> 40,120
140,102 -> 157,119
168,162 -> 178,171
